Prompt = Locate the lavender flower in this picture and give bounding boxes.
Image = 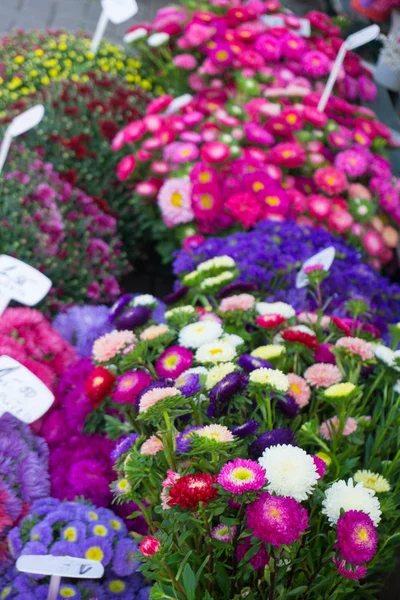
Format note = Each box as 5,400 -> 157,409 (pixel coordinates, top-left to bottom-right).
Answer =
53,305 -> 113,357
176,426 -> 203,453
207,372 -> 248,418
111,434 -> 140,463
238,354 -> 273,372
249,428 -> 296,459
232,420 -> 259,437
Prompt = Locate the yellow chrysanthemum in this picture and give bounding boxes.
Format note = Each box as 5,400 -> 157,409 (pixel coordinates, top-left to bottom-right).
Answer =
324,382 -> 356,399
14,55 -> 25,64
251,345 -> 286,360
354,470 -> 390,493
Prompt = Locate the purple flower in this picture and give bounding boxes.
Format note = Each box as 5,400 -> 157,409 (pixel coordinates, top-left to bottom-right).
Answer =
29,522 -> 53,547
163,286 -> 189,305
111,434 -> 140,463
276,394 -> 300,418
112,538 -> 139,576
60,521 -> 87,544
231,420 -> 259,437
50,541 -> 81,557
8,527 -> 23,558
53,305 -> 113,357
115,306 -> 152,330
217,281 -> 258,299
81,536 -> 113,566
109,294 -> 134,321
176,426 -> 203,453
176,372 -> 202,397
21,541 -> 47,556
249,428 -> 296,459
238,354 -> 273,373
208,372 -> 248,418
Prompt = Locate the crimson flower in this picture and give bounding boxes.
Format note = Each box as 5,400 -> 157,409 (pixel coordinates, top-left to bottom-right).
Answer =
168,473 -> 218,510
282,330 -> 318,351
85,366 -> 116,407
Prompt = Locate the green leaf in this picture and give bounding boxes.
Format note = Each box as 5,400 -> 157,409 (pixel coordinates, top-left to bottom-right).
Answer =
176,550 -> 193,582
284,586 -> 307,597
182,564 -> 196,600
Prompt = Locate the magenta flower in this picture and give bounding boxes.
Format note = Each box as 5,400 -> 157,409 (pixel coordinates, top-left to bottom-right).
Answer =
155,346 -> 193,379
173,54 -> 197,70
246,492 -> 308,547
116,156 -> 136,181
190,162 -> 219,186
164,142 -> 199,164
334,150 -> 368,178
314,167 -> 348,196
336,510 -> 378,565
244,123 -> 274,146
254,34 -> 282,62
270,142 -> 306,168
192,183 -> 223,220
225,191 -> 263,229
218,459 -> 266,495
302,51 -> 330,77
333,558 -> 367,580
200,142 -> 230,164
209,43 -> 235,68
113,371 -> 153,405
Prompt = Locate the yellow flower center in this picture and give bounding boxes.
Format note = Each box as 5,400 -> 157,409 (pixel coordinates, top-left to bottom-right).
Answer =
209,348 -> 223,356
200,194 -> 212,209
282,150 -> 293,158
165,355 -> 178,368
180,149 -> 191,157
288,40 -> 298,48
1,586 -> 12,598
290,383 -> 301,395
216,50 -> 229,61
326,176 -> 336,185
88,511 -> 99,520
286,114 -> 297,124
199,172 -> 211,183
357,527 -> 369,542
171,192 -> 183,208
63,527 -> 77,542
232,468 -> 253,481
60,588 -> 76,598
93,376 -> 104,387
110,519 -> 122,530
93,525 -> 108,537
265,196 -> 280,207
253,181 -> 264,192
85,547 -> 104,561
109,580 -> 126,593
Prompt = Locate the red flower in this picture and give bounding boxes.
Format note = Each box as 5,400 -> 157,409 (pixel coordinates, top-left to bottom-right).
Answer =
168,473 -> 218,510
85,366 -> 116,407
256,314 -> 286,329
139,536 -> 161,557
282,330 -> 318,351
99,119 -> 119,142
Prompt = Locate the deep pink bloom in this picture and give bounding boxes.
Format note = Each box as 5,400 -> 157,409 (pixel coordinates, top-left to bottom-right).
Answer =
116,155 -> 135,181
112,371 -> 152,405
225,191 -> 263,228
336,510 -> 378,564
362,231 -> 384,257
254,33 -> 282,61
200,142 -> 230,164
218,459 -> 266,494
302,51 -> 330,77
328,209 -> 354,234
312,455 -> 327,480
173,54 -> 197,70
270,142 -> 306,168
333,558 -> 367,580
314,167 -> 348,196
139,536 -> 161,556
192,183 -> 223,220
155,346 -> 193,379
308,195 -> 332,220
209,43 -> 235,68
122,120 -> 146,143
237,537 -> 269,570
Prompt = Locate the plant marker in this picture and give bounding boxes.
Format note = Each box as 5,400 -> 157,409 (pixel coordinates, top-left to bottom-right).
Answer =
0,105 -> 44,174
91,0 -> 138,53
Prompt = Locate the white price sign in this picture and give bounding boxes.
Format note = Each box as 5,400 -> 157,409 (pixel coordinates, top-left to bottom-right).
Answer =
17,555 -> 104,600
296,247 -> 336,289
0,105 -> 44,174
91,0 -> 138,53
261,15 -> 311,37
0,255 -> 52,315
0,356 -> 55,423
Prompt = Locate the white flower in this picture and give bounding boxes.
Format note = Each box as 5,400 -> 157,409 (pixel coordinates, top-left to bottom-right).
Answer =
258,444 -> 319,501
195,341 -> 236,364
374,344 -> 400,372
322,478 -> 381,526
165,305 -> 195,319
123,27 -> 148,44
289,324 -> 315,335
256,301 -> 295,319
147,32 -> 170,47
197,256 -> 236,272
133,294 -> 157,307
200,272 -> 234,290
206,363 -> 236,390
220,334 -> 244,348
251,345 -> 286,360
249,368 -> 289,392
179,321 -> 223,349
165,94 -> 193,115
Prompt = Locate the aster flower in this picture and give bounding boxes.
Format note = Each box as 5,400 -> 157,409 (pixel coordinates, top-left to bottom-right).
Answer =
211,523 -> 237,542
82,536 -> 113,565
208,372 -> 248,418
249,368 -> 289,393
112,371 -> 152,405
176,426 -> 203,454
281,329 -> 318,351
85,366 -> 116,407
138,386 -> 183,416
195,341 -> 236,364
249,428 -> 296,460
115,306 -> 151,330
205,362 -> 236,390
238,354 -> 273,373
324,383 -> 357,401
140,324 -> 170,342
336,510 -> 378,565
304,363 -> 342,388
158,178 -> 194,227
246,492 -> 308,547
251,345 -> 286,361
156,346 -> 193,379
287,374 -> 311,408
196,424 -> 234,444
92,330 -> 136,362
314,167 -> 348,196
231,420 -> 259,438
53,305 -> 112,357
219,294 -> 255,313
140,435 -> 164,456
112,538 -> 139,576
354,470 -> 390,493
256,301 -> 295,319
168,473 -> 218,510
258,444 -> 319,501
111,435 -> 140,463
175,371 -> 202,396
256,314 -> 287,329
320,416 -> 358,440
218,459 -> 266,495
60,521 -> 87,543
322,479 -> 381,526
179,320 -> 223,349
237,537 -> 269,570
335,337 -> 374,361
333,558 -> 367,580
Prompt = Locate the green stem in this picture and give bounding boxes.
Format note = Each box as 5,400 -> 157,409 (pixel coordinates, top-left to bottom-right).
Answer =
162,561 -> 189,600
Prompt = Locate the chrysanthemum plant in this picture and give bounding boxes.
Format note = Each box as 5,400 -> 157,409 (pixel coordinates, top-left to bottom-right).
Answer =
83,258 -> 400,598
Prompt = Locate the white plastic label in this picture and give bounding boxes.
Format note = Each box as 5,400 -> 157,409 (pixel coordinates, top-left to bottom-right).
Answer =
0,105 -> 44,174
261,15 -> 311,37
296,247 -> 336,289
0,255 -> 52,314
0,356 -> 55,423
345,24 -> 380,51
17,555 -> 104,579
166,94 -> 194,115
101,0 -> 138,24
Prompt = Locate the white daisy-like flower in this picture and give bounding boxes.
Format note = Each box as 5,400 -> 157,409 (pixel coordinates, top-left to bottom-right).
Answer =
195,341 -> 236,364
197,256 -> 236,272
133,294 -> 157,307
219,334 -> 244,348
322,478 -> 381,526
165,305 -> 195,319
200,272 -> 235,290
179,321 -> 223,349
123,27 -> 148,44
374,344 -> 400,372
147,32 -> 170,47
196,424 -> 234,443
258,444 -> 318,501
249,368 -> 289,392
206,363 -> 236,390
256,301 -> 296,319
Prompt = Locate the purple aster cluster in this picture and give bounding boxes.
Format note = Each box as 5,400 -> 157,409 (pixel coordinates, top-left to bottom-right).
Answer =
3,497 -> 151,599
208,372 -> 249,418
249,428 -> 296,460
176,426 -> 203,453
111,434 -> 141,463
53,305 -> 113,357
173,221 -> 400,331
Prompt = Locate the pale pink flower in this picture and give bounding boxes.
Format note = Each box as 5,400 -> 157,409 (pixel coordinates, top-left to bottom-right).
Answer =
93,330 -> 136,362
162,469 -> 180,487
140,324 -> 170,341
139,386 -> 181,414
304,363 -> 343,388
141,435 -> 164,455
335,337 -> 374,361
219,294 -> 256,313
287,373 -> 311,408
157,178 -> 194,227
197,424 -> 234,443
297,312 -> 331,329
320,416 -> 358,440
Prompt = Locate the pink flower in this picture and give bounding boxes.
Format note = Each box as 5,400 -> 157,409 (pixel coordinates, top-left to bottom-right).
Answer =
335,150 -> 368,178
348,183 -> 371,201
270,142 -> 306,168
173,54 -> 197,70
164,142 -> 199,164
302,51 -> 330,77
320,416 -> 358,440
200,142 -> 230,164
304,363 -> 343,388
314,167 -> 348,196
362,231 -> 384,257
138,386 -> 181,414
157,178 -> 194,227
209,43 -> 235,68
287,373 -> 311,408
219,294 -> 255,313
162,470 -> 180,488
155,346 -> 193,379
182,234 -> 205,251
140,324 -> 169,341
225,191 -> 263,228
122,120 -> 146,143
139,536 -> 161,556
112,371 -> 152,404
141,435 -> 164,455
328,209 -> 354,234
190,162 -> 219,186
297,312 -> 331,329
335,337 -> 374,361
116,155 -> 135,181
336,510 -> 378,565
93,330 -> 136,362
308,195 -> 332,220
192,183 -> 223,220
254,33 -> 282,62
333,558 -> 367,581
184,22 -> 214,47
218,459 -> 266,494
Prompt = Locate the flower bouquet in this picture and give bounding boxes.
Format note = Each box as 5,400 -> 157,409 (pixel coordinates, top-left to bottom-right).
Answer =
78,255 -> 400,597
2,497 -> 152,599
113,86 -> 400,267
0,29 -> 151,114
0,414 -> 50,572
0,151 -> 128,312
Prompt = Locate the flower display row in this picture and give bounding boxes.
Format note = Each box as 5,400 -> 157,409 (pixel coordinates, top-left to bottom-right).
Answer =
70,254 -> 400,598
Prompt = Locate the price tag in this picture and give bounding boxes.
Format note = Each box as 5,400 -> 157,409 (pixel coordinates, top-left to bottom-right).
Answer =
345,24 -> 380,51
17,555 -> 104,579
0,105 -> 44,174
0,255 -> 52,315
261,15 -> 311,37
296,247 -> 336,289
165,94 -> 194,115
101,0 -> 138,24
0,356 -> 55,423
